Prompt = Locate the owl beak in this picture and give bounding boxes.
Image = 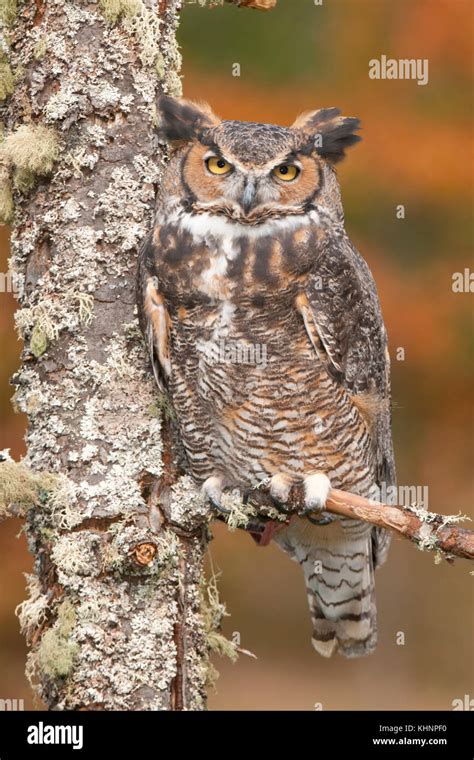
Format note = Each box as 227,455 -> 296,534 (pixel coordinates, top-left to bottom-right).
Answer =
241,178 -> 256,215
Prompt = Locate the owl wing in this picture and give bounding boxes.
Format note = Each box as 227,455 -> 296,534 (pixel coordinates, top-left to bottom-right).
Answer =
136,232 -> 171,393
299,228 -> 396,567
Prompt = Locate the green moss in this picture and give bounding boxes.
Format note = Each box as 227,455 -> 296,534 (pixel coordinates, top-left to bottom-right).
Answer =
0,461 -> 57,519
0,62 -> 14,102
0,125 -> 59,195
0,0 -> 17,26
37,600 -> 79,680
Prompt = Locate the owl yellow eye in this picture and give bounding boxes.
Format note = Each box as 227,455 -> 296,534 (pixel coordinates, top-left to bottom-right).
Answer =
272,164 -> 299,182
206,156 -> 233,175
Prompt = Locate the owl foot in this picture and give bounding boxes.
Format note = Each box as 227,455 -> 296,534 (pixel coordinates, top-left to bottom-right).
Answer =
201,475 -> 231,515
202,475 -> 290,544
303,472 -> 331,511
269,471 -> 336,524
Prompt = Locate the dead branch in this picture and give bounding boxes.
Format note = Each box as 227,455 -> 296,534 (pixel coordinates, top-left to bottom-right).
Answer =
226,0 -> 277,9
325,488 -> 473,561
244,485 -> 473,561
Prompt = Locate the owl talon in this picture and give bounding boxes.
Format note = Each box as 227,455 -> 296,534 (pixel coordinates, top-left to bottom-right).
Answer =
267,471 -> 333,519
208,496 -> 231,515
302,472 -> 331,512
270,498 -> 293,515
202,475 -> 232,515
269,473 -> 294,513
305,512 -> 337,525
300,473 -> 336,523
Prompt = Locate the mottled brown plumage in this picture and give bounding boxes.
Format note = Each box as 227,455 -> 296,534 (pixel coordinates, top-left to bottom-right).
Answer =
137,96 -> 396,657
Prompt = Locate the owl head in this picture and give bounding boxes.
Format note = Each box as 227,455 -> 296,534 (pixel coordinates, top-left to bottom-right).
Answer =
156,95 -> 361,224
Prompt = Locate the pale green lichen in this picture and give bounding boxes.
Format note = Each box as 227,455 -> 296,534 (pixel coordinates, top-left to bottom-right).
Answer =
221,489 -> 257,531
30,322 -> 51,358
169,475 -> 210,530
52,534 -> 102,581
0,125 -> 59,195
33,37 -> 47,60
155,51 -> 165,78
200,568 -> 238,691
16,290 -> 94,357
100,0 -> 163,71
406,504 -> 471,554
200,564 -> 257,691
99,0 -> 142,24
37,600 -> 79,680
151,392 -> 176,421
123,7 -> 161,68
47,475 -> 79,530
0,460 -> 78,531
104,524 -> 179,578
0,164 -> 13,224
160,35 -> 182,95
74,291 -> 94,327
439,511 -> 471,528
165,70 -> 182,97
0,461 -> 57,519
0,0 -> 17,26
0,61 -> 14,101
38,526 -> 56,542
16,574 -> 50,643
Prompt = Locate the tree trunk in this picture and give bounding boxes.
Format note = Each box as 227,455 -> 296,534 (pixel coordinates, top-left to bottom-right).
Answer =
1,0 -> 215,711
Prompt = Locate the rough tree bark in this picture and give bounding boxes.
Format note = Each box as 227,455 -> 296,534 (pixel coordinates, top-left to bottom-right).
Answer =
0,0 -> 221,711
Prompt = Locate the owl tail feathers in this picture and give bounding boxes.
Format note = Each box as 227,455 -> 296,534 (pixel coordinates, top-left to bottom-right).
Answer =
273,517 -> 377,658
308,566 -> 377,659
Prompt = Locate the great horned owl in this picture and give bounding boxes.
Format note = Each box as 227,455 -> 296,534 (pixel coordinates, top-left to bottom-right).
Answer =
137,96 -> 396,658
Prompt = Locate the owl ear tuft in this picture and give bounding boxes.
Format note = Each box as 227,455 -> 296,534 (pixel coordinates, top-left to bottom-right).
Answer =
292,108 -> 361,163
156,95 -> 219,146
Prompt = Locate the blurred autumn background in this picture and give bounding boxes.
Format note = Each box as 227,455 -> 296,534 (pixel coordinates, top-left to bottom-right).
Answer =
1,0 -> 473,710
